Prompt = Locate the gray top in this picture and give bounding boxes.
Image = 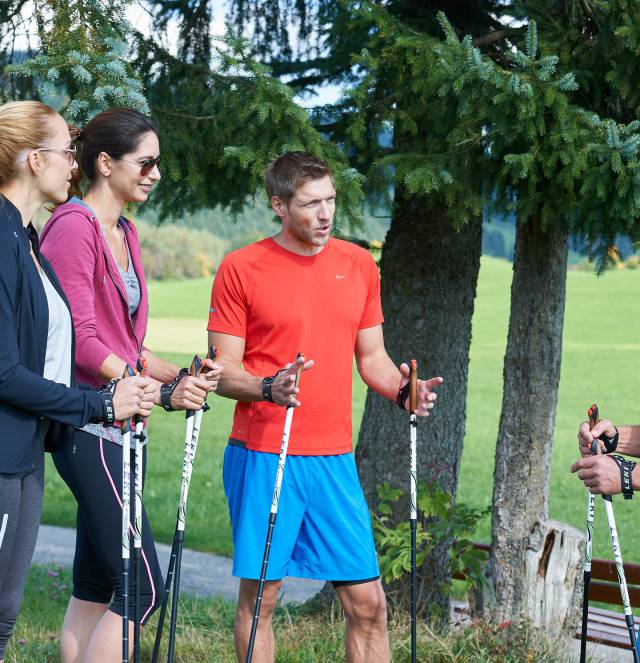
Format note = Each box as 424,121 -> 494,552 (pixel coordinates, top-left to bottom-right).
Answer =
69,197 -> 146,448
39,269 -> 72,388
117,245 -> 141,317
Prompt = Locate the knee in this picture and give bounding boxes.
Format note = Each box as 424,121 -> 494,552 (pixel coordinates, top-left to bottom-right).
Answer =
237,581 -> 282,620
344,590 -> 387,631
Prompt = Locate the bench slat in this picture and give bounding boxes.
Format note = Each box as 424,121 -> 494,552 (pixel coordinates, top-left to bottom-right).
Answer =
589,582 -> 640,606
591,558 -> 640,586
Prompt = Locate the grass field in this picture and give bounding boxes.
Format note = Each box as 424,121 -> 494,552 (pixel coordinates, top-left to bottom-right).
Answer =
6,565 -> 562,662
41,257 -> 640,566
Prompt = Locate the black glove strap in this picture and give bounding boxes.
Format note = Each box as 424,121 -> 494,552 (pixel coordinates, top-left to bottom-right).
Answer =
611,455 -> 636,499
98,378 -> 120,426
160,368 -> 189,412
599,427 -> 619,454
397,382 -> 410,411
262,369 -> 286,403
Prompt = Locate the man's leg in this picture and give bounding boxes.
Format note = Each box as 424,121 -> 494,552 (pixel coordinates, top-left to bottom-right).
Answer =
234,578 -> 282,663
335,580 -> 389,663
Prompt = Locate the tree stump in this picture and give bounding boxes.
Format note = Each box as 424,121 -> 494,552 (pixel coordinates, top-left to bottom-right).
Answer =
475,519 -> 584,638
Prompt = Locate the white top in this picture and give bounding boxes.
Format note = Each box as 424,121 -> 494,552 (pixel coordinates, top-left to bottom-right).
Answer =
39,268 -> 72,388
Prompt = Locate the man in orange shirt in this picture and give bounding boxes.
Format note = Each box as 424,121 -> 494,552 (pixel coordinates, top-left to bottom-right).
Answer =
208,152 -> 442,663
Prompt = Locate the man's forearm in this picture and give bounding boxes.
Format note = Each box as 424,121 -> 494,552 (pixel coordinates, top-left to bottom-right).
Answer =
615,425 -> 640,457
216,362 -> 264,402
357,351 -> 401,402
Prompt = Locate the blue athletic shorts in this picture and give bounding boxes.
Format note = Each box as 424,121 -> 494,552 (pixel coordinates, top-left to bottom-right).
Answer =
223,443 -> 380,582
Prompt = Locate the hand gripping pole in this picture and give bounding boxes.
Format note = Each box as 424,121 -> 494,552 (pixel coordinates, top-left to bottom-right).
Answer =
152,346 -> 217,663
582,404 -> 639,663
409,359 -> 418,663
246,353 -> 304,663
121,364 -> 136,663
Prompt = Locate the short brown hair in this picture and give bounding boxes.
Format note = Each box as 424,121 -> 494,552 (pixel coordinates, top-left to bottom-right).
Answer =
264,152 -> 332,203
0,101 -> 58,185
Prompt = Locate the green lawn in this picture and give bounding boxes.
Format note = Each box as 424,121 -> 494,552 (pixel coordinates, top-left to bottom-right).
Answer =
6,565 -> 561,662
42,259 -> 640,564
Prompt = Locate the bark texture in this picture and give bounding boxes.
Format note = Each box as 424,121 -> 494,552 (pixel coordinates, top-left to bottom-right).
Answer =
355,191 -> 482,618
488,219 -> 582,632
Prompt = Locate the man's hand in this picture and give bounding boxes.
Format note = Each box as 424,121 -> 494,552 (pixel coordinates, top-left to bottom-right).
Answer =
571,455 -> 624,495
398,363 -> 443,416
201,358 -> 224,393
113,376 -> 155,421
578,418 -> 618,457
170,375 -> 212,411
269,354 -> 314,407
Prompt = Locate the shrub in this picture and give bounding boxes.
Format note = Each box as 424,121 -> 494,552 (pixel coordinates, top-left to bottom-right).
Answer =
134,219 -> 230,280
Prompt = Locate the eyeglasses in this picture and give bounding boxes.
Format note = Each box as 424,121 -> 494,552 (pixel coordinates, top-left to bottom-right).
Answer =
34,146 -> 77,165
117,156 -> 161,176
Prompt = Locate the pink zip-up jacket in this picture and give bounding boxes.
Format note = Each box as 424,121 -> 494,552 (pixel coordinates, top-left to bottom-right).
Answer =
40,202 -> 149,388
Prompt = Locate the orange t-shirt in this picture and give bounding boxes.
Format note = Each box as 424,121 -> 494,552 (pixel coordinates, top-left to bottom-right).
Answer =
207,237 -> 384,455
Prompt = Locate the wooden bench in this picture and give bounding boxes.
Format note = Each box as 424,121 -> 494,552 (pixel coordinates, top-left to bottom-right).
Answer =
577,557 -> 640,651
453,544 -> 640,650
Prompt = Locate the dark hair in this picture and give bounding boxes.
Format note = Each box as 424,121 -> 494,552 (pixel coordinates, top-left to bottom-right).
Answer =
77,108 -> 157,183
264,152 -> 333,203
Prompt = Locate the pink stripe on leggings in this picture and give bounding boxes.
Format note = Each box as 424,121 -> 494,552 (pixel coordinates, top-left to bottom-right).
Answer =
99,438 -> 157,624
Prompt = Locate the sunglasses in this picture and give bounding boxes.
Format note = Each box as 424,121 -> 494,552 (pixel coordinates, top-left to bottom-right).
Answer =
117,156 -> 161,176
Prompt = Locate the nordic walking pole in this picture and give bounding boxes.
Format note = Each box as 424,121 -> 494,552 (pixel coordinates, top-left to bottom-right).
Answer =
152,347 -> 216,663
409,359 -> 418,663
121,364 -> 136,663
132,357 -> 148,663
579,404 -> 597,663
166,350 -> 212,663
589,404 -> 640,662
246,353 -> 304,663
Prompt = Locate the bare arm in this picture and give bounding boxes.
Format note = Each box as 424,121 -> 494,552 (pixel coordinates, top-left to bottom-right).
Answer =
616,426 -> 640,456
208,331 -> 312,406
578,419 -> 640,458
355,325 -> 442,416
355,325 -> 402,400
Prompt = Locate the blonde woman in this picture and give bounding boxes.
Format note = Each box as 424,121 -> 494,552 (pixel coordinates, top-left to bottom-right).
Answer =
0,101 -> 153,663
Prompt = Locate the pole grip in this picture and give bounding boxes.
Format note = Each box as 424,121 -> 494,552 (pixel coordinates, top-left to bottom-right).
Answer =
588,403 -> 599,455
409,359 -> 418,414
190,354 -> 203,378
120,364 -> 136,433
134,357 -> 148,425
294,352 -> 304,389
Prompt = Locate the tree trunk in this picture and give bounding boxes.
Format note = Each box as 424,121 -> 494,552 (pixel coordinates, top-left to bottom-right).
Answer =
355,189 -> 482,619
486,218 -> 582,636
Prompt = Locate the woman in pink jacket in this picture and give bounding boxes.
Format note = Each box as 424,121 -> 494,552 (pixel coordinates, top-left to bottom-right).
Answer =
41,108 -> 222,663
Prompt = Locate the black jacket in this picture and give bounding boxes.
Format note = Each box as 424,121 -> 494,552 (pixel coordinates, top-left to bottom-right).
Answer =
0,195 -> 105,473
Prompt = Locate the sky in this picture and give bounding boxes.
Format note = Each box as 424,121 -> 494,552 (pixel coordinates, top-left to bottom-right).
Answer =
126,0 -> 343,108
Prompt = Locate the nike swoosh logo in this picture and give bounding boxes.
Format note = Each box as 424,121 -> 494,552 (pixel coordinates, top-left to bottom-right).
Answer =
336,274 -> 347,279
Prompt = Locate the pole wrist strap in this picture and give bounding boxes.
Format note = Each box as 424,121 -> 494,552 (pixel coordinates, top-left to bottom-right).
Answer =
97,378 -> 120,426
160,368 -> 189,412
598,427 -> 619,453
397,382 -> 410,411
611,455 -> 636,499
262,369 -> 286,403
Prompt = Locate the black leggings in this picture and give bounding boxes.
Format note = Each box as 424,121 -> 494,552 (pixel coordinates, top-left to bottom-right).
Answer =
53,430 -> 166,624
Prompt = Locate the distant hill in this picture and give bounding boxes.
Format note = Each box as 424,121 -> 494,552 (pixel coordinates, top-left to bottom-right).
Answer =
142,200 -> 391,250
142,201 -> 635,266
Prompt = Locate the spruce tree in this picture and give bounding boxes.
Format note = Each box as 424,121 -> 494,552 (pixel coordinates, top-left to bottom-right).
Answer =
434,12 -> 640,631
5,0 -> 148,121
